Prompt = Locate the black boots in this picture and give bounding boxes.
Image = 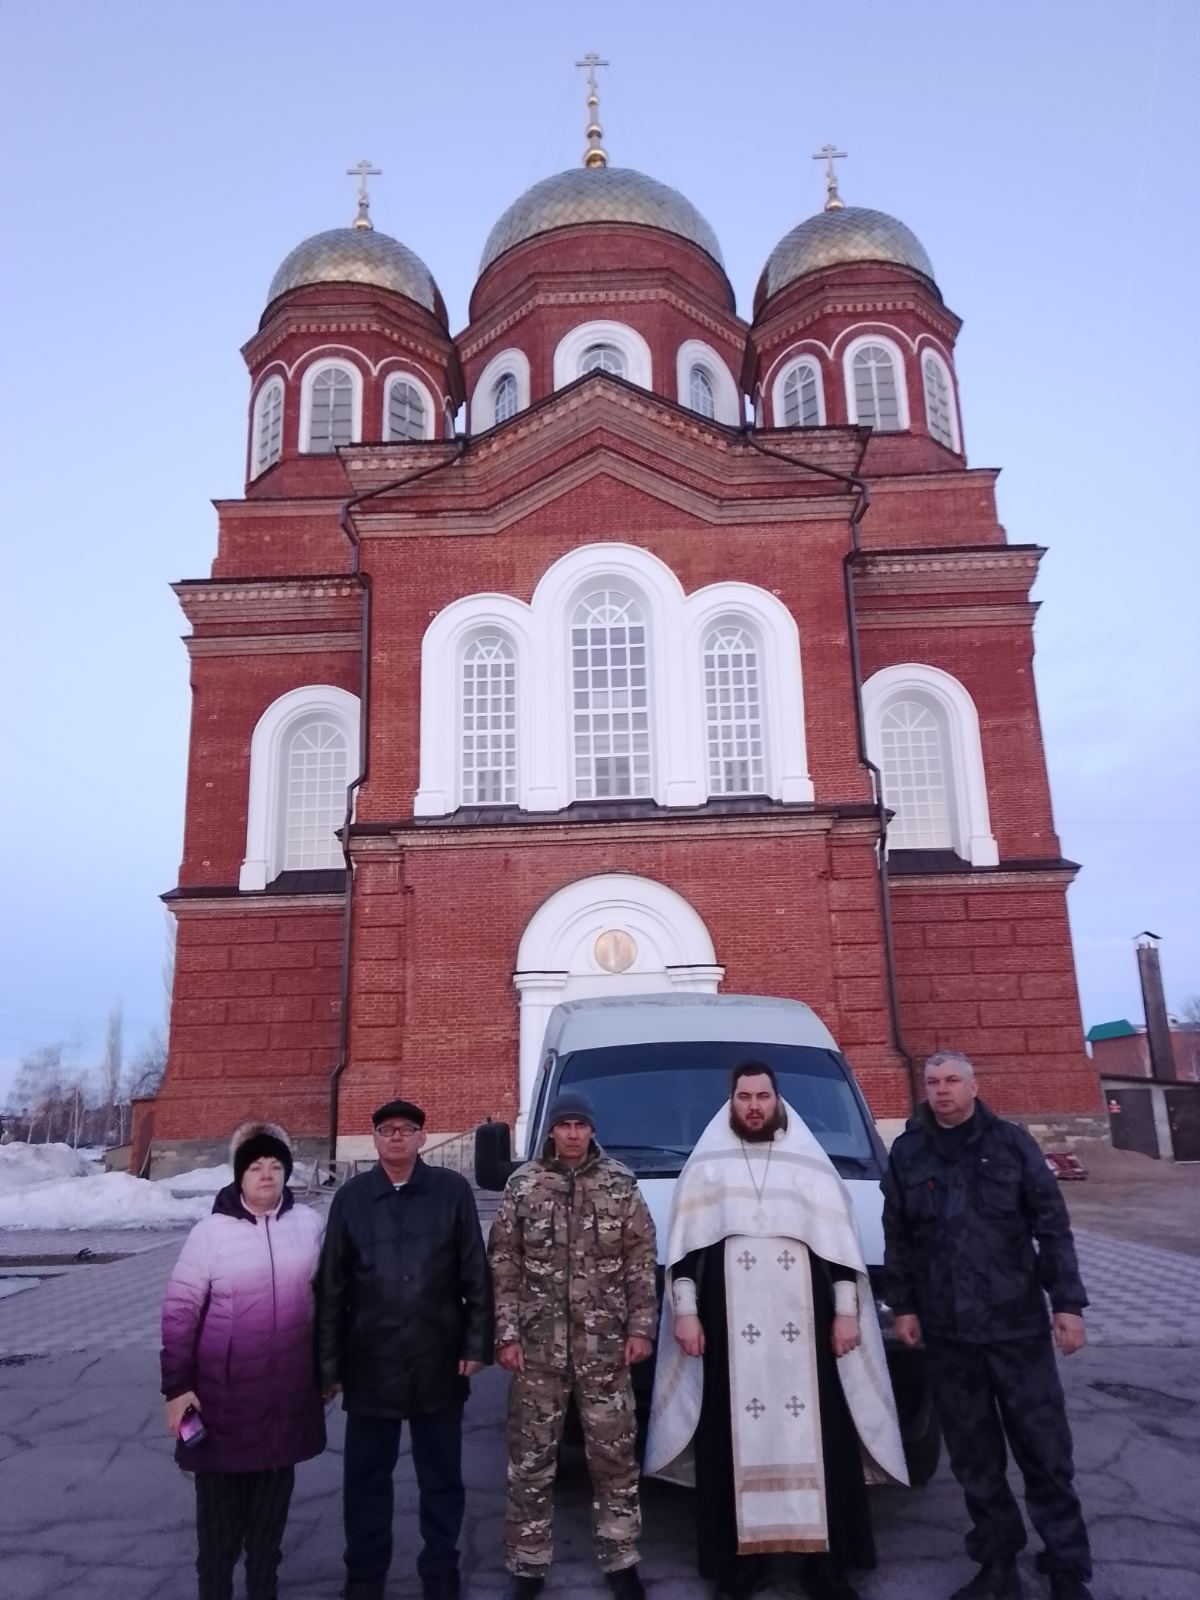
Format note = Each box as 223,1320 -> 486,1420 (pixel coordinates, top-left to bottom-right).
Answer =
950,1563 -> 1022,1600
801,1553 -> 862,1600
715,1555 -> 769,1599
503,1578 -> 545,1600
607,1568 -> 646,1599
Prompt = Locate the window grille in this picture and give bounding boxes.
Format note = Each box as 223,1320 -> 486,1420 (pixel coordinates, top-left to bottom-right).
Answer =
704,625 -> 766,794
493,372 -> 518,423
571,589 -> 651,798
461,635 -> 517,805
254,380 -> 283,474
879,700 -> 952,848
308,366 -> 354,452
923,355 -> 955,448
580,343 -> 626,377
689,365 -> 716,417
387,378 -> 426,442
851,344 -> 902,431
282,719 -> 348,869
782,362 -> 821,427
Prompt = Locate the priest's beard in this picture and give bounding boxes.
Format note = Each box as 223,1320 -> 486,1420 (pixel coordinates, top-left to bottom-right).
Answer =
729,1103 -> 785,1143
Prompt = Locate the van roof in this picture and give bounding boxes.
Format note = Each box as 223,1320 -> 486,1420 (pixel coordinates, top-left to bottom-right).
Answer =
542,993 -> 839,1054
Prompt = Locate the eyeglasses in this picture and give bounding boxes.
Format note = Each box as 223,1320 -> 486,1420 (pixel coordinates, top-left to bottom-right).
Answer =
375,1124 -> 421,1141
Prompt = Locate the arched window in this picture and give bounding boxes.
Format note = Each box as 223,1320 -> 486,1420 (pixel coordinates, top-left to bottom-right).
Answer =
252,378 -> 284,476
306,364 -> 355,452
280,717 -> 349,870
571,589 -> 650,799
878,700 -> 952,848
782,361 -> 822,427
689,365 -> 716,418
461,635 -> 517,805
922,352 -> 957,449
385,377 -> 426,442
580,343 -> 626,378
850,342 -> 902,431
493,372 -> 518,424
703,624 -> 766,794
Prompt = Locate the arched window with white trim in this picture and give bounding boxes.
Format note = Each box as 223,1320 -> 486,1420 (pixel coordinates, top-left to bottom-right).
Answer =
581,343 -> 626,377
843,336 -> 909,432
689,365 -> 716,418
922,351 -> 958,450
303,361 -> 358,452
782,361 -> 822,427
570,589 -> 651,799
461,634 -> 517,805
703,622 -> 766,794
493,372 -> 518,423
384,376 -> 427,442
863,664 -> 999,866
281,718 -> 349,869
251,377 -> 284,477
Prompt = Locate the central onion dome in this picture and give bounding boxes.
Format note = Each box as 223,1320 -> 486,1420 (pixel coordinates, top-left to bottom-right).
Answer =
756,206 -> 936,312
266,225 -> 446,322
480,166 -> 725,273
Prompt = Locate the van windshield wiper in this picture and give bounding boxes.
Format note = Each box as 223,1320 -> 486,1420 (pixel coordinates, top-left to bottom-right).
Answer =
603,1143 -> 693,1157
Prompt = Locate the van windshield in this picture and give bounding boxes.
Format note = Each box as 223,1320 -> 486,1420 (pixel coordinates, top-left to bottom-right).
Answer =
553,1041 -> 881,1179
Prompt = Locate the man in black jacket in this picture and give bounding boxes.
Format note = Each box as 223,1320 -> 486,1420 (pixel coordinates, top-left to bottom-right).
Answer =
883,1052 -> 1092,1600
317,1098 -> 493,1600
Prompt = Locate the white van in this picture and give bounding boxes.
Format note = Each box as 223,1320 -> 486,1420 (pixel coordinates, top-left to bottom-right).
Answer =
475,991 -> 940,1483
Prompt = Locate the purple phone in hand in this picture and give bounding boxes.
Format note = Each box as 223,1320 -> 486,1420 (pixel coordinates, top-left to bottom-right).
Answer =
178,1407 -> 207,1447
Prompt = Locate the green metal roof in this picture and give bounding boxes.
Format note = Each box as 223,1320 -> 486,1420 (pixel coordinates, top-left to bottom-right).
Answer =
1085,1019 -> 1138,1043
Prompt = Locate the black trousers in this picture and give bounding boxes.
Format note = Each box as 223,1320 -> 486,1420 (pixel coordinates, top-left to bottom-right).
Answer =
344,1406 -> 465,1582
194,1467 -> 295,1600
927,1335 -> 1091,1580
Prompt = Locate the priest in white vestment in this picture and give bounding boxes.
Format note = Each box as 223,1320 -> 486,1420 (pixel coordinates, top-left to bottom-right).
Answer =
646,1062 -> 907,1600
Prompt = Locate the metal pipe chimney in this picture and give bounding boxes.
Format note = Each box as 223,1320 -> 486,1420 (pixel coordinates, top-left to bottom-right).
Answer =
1135,931 -> 1177,1083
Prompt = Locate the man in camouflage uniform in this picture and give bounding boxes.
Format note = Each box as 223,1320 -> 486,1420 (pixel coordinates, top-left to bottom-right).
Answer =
883,1051 -> 1093,1600
488,1090 -> 657,1600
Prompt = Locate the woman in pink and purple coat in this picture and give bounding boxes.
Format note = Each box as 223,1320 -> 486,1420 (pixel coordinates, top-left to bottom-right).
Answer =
161,1121 -> 326,1600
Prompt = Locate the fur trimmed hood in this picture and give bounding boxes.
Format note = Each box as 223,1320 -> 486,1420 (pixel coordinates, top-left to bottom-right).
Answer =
228,1120 -> 293,1167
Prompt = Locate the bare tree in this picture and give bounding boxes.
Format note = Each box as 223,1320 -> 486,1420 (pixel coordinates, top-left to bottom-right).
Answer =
10,1044 -> 66,1143
1180,994 -> 1200,1028
101,1001 -> 123,1141
127,1029 -> 168,1101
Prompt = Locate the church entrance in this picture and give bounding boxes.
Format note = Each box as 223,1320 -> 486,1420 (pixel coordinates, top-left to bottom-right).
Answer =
513,874 -> 723,1136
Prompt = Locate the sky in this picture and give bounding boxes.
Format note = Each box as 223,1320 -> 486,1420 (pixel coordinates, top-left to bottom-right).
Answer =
1,0 -> 1198,1101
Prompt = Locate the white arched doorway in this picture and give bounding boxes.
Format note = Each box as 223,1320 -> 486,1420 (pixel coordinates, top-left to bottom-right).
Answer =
513,873 -> 723,1134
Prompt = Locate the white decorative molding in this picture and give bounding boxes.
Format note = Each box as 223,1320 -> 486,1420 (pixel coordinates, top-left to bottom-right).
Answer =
471,347 -> 532,433
249,374 -> 285,479
381,370 -> 437,441
919,346 -> 961,452
770,354 -> 827,430
862,662 -> 998,867
240,684 -> 360,889
675,338 -> 740,424
842,332 -> 910,431
299,356 -> 364,452
553,320 -> 652,390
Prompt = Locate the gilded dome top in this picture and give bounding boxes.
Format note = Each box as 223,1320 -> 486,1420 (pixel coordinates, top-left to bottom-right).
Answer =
756,205 -> 936,310
267,226 -> 444,320
480,166 -> 725,273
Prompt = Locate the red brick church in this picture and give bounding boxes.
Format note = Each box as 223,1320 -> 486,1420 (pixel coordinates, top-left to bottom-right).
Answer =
156,111 -> 1100,1163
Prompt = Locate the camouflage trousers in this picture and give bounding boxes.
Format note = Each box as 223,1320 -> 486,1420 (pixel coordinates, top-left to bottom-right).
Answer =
504,1363 -> 640,1576
927,1335 -> 1092,1580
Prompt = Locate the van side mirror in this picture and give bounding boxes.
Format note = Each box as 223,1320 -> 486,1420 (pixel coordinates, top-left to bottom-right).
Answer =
474,1120 -> 518,1191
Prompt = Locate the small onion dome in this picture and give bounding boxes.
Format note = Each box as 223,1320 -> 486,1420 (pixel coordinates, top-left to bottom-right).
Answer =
266,226 -> 446,323
480,166 -> 724,273
756,206 -> 936,312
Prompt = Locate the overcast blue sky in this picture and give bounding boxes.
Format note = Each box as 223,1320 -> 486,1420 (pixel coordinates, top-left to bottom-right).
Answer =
1,0 -> 1197,1099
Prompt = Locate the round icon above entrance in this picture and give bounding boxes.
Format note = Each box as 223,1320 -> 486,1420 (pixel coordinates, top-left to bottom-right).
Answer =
594,929 -> 637,973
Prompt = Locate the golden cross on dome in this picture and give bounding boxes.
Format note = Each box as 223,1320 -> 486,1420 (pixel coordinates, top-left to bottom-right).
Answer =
576,51 -> 610,169
812,143 -> 847,211
346,159 -> 382,231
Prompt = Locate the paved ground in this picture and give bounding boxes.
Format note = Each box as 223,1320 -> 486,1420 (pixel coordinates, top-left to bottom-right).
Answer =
1062,1144 -> 1200,1257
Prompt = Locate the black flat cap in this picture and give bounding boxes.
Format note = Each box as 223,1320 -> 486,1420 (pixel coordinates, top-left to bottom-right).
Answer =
372,1098 -> 426,1128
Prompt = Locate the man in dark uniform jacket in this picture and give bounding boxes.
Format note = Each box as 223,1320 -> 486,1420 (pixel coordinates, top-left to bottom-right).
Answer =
883,1052 -> 1092,1600
316,1098 -> 492,1600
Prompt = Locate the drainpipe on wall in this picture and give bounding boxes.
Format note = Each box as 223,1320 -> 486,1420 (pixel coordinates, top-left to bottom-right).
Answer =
741,431 -> 921,1109
329,440 -> 468,1167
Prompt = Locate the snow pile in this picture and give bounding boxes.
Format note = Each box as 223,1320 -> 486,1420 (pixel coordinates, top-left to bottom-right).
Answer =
0,1142 -> 97,1191
0,1172 -> 211,1231
159,1163 -> 234,1195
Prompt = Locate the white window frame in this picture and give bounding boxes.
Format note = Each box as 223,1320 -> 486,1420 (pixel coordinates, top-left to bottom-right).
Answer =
415,545 -> 814,816
569,586 -> 654,800
701,619 -> 769,795
553,321 -> 652,391
250,375 -> 285,478
675,339 -> 740,424
460,630 -> 519,806
842,333 -> 909,432
920,347 -> 960,452
470,347 -> 532,433
381,370 -> 435,442
299,358 -> 363,453
771,355 -> 827,429
240,685 -> 361,890
862,663 -> 998,866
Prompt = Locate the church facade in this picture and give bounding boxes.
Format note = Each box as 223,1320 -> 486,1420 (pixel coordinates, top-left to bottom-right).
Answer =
157,134 -> 1100,1160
